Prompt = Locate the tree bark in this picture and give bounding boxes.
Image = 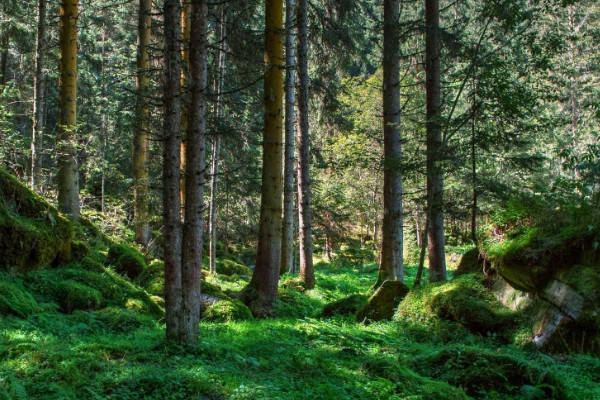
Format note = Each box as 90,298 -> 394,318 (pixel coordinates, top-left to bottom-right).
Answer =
209,6 -> 227,275
57,0 -> 80,218
244,0 -> 284,314
31,0 -> 46,191
296,0 -> 315,289
180,1 -> 191,216
181,0 -> 207,345
281,0 -> 296,276
163,0 -> 183,341
425,0 -> 446,282
133,0 -> 152,247
376,0 -> 403,288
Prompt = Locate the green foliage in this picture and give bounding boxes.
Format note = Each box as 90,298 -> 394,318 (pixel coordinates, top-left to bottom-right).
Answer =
70,240 -> 90,261
202,299 -> 253,323
321,294 -> 368,317
55,280 -> 102,313
216,259 -> 252,277
105,244 -> 148,280
0,278 -> 40,317
0,169 -> 73,271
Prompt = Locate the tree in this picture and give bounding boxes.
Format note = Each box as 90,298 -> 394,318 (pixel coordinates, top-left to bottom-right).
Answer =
209,5 -> 227,275
181,0 -> 207,344
281,0 -> 296,276
57,0 -> 80,218
243,0 -> 285,315
30,0 -> 46,191
425,0 -> 446,282
133,0 -> 152,247
163,0 -> 183,341
376,0 -> 404,287
296,0 -> 315,288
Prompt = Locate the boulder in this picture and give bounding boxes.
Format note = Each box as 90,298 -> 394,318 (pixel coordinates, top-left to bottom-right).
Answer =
357,280 -> 409,322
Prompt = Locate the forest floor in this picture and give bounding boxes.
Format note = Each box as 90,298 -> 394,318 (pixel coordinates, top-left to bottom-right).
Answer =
2,257 -> 600,400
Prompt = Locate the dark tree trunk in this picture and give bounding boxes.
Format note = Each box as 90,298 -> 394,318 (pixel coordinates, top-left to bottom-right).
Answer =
31,0 -> 46,191
425,0 -> 446,282
296,0 -> 315,289
281,0 -> 296,276
163,0 -> 183,341
376,0 -> 403,288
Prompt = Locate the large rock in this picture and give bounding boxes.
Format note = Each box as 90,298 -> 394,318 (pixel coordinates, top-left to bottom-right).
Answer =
357,280 -> 409,322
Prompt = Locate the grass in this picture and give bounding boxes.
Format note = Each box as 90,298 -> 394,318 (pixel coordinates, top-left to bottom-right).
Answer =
1,260 -> 599,399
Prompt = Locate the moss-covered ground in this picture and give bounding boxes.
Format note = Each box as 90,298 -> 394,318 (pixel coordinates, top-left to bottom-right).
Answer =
1,256 -> 599,399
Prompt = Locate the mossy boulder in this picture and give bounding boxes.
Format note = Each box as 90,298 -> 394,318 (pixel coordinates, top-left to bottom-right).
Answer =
0,169 -> 72,271
70,240 -> 89,261
453,247 -> 483,277
55,280 -> 102,313
201,299 -> 253,322
322,294 -> 368,317
357,280 -> 409,322
105,244 -> 147,280
0,278 -> 40,317
135,260 -> 164,296
216,259 -> 251,277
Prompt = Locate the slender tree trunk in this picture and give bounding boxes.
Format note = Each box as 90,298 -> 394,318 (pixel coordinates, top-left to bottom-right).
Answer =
425,0 -> 446,282
57,0 -> 80,218
181,0 -> 207,345
180,1 -> 191,216
163,0 -> 183,341
413,211 -> 429,289
209,6 -> 227,275
31,0 -> 46,191
281,0 -> 296,276
133,0 -> 152,247
244,0 -> 284,315
296,0 -> 315,289
100,11 -> 107,214
376,0 -> 403,288
470,76 -> 477,245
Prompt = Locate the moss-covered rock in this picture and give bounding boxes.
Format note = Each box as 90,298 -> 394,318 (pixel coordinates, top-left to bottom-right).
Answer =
55,280 -> 102,313
453,247 -> 483,277
321,294 -> 368,317
201,299 -> 253,322
216,259 -> 251,277
0,169 -> 72,271
70,240 -> 89,261
105,244 -> 147,280
135,260 -> 164,296
201,280 -> 227,299
0,279 -> 40,317
357,280 -> 409,322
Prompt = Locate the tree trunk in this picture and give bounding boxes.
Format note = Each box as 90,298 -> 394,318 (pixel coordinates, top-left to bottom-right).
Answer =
281,0 -> 296,276
296,0 -> 315,289
425,0 -> 446,282
470,76 -> 477,245
376,0 -> 403,288
181,0 -> 207,345
133,0 -> 152,247
180,1 -> 191,216
163,0 -> 183,341
31,0 -> 46,191
244,0 -> 284,315
209,6 -> 227,275
57,0 -> 80,218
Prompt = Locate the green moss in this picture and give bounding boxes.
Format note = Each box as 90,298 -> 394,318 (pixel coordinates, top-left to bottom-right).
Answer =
135,260 -> 164,296
453,247 -> 483,277
357,280 -> 409,322
321,294 -> 368,317
201,299 -> 253,322
0,279 -> 40,317
216,259 -> 252,277
105,244 -> 147,280
201,280 -> 228,299
0,169 -> 73,272
55,280 -> 102,313
70,240 -> 89,261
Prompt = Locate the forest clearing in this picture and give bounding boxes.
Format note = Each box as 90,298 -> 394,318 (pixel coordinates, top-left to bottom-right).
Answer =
1,0 -> 600,398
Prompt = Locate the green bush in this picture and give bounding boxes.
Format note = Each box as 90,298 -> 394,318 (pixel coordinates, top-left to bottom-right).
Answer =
105,244 -> 147,280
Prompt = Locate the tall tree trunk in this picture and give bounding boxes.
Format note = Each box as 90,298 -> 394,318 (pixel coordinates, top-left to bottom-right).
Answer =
163,0 -> 183,341
376,0 -> 403,288
281,0 -> 296,276
57,0 -> 80,218
181,0 -> 207,345
209,6 -> 227,275
133,0 -> 152,247
470,76 -> 477,245
180,1 -> 191,216
296,0 -> 315,289
31,0 -> 46,191
244,0 -> 284,315
425,0 -> 446,282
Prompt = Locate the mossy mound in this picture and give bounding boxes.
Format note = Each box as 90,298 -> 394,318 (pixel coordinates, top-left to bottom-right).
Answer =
70,240 -> 90,261
357,280 -> 409,322
92,307 -> 157,332
55,280 -> 102,313
0,278 -> 40,317
105,244 -> 147,280
135,260 -> 164,296
321,294 -> 368,317
362,358 -> 468,399
201,280 -> 227,299
216,259 -> 251,277
410,346 -> 564,399
0,169 -> 73,271
453,247 -> 483,277
397,274 -> 517,337
202,299 -> 253,322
